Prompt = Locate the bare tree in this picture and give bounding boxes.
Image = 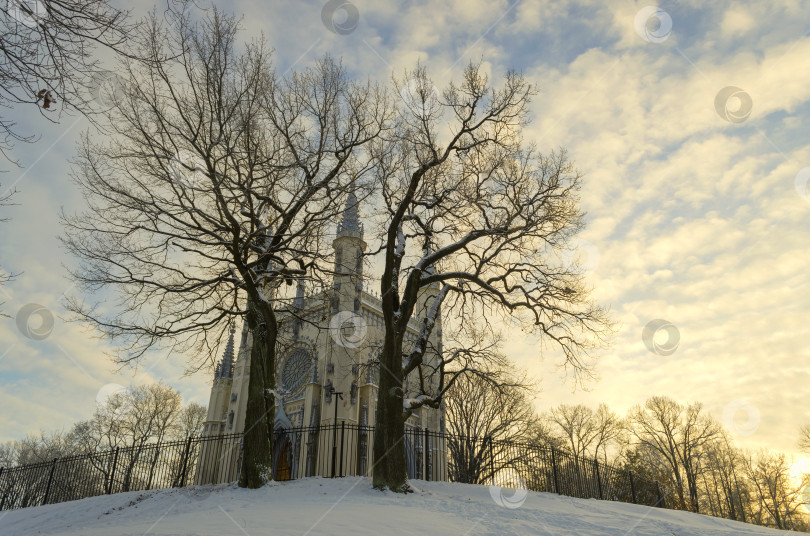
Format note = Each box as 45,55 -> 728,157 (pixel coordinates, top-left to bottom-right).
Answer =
0,430 -> 80,465
546,403 -> 623,466
627,396 -> 720,512
128,384 -> 184,444
592,404 -> 625,464
0,442 -> 14,467
743,450 -> 810,530
0,429 -> 86,507
443,362 -> 539,484
547,404 -> 595,461
73,384 -> 183,450
74,383 -> 183,492
0,0 -> 133,164
67,383 -> 200,491
369,63 -> 612,491
800,424 -> 810,453
0,185 -> 19,313
61,5 -> 390,488
173,402 -> 207,440
700,432 -> 751,523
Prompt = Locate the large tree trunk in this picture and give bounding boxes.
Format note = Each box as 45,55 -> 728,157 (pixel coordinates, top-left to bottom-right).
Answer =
239,296 -> 277,488
372,326 -> 408,491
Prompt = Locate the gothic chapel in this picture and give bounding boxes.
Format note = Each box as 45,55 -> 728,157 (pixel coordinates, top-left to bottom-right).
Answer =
196,189 -> 446,483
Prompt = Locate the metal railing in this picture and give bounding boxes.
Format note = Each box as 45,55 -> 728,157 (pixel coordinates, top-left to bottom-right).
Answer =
0,425 -> 664,511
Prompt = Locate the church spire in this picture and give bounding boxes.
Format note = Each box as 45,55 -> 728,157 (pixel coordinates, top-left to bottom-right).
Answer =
332,177 -> 367,314
336,178 -> 363,240
215,323 -> 236,379
294,278 -> 306,309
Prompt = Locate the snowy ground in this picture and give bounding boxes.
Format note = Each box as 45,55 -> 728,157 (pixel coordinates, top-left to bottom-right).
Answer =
0,477 -> 793,536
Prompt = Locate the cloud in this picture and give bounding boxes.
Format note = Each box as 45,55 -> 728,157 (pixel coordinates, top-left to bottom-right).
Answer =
1,0 -> 809,464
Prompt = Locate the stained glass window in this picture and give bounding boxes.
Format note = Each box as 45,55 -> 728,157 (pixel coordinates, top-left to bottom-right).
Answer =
282,348 -> 312,394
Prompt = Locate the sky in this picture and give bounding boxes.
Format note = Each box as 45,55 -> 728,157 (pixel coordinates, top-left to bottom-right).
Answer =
0,0 -> 809,472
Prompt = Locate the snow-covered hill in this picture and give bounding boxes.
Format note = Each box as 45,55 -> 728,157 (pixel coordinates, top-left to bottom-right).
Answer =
0,477 -> 792,536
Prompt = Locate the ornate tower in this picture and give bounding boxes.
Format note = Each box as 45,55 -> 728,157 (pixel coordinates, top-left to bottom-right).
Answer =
332,182 -> 366,314
202,323 -> 236,435
325,182 -> 367,426
332,181 -> 367,314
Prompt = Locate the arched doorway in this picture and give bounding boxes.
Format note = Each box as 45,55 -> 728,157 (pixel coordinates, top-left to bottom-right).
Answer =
276,439 -> 292,481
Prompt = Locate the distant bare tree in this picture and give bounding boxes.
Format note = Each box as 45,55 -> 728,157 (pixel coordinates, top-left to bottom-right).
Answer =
370,62 -> 613,491
173,402 -> 207,440
0,429 -> 85,507
0,0 -> 133,164
0,185 -> 19,313
69,383 -> 196,492
698,431 -> 750,522
60,6 -> 390,488
547,404 -> 596,460
800,424 -> 810,453
592,404 -> 625,464
444,362 -> 538,484
0,430 -> 80,465
743,450 -> 810,530
73,383 -> 183,451
546,403 -> 623,465
627,396 -> 720,512
0,442 -> 14,467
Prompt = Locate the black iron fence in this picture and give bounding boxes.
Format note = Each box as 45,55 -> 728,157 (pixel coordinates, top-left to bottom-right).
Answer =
0,425 -> 665,512
0,433 -> 242,511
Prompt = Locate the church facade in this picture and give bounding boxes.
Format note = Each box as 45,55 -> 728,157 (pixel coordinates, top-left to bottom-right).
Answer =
195,191 -> 446,483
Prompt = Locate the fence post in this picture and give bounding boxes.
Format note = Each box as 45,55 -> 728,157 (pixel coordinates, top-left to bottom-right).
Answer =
488,436 -> 495,485
594,458 -> 603,500
331,422 -> 338,478
42,458 -> 58,506
628,471 -> 637,504
237,436 -> 245,482
424,428 -> 430,481
107,448 -> 120,494
339,421 -> 345,477
179,436 -> 194,488
655,481 -> 664,508
550,447 -> 560,494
